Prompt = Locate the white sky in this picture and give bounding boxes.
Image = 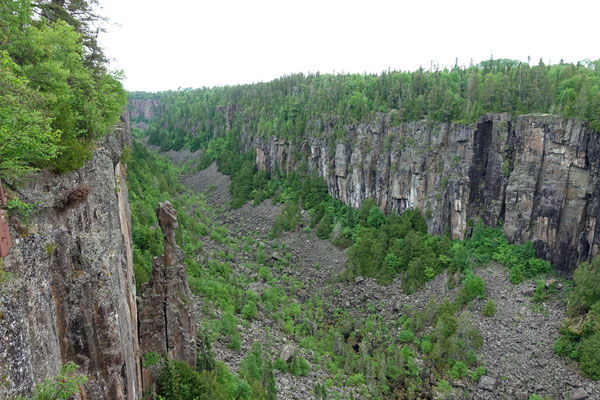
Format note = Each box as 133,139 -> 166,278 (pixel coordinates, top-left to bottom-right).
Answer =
98,0 -> 600,92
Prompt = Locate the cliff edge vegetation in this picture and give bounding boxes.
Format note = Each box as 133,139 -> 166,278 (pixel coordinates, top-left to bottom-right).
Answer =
0,0 -> 126,180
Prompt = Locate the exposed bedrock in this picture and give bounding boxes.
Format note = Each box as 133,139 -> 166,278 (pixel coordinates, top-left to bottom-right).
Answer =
138,201 -> 197,392
0,122 -> 142,399
127,99 -> 160,121
126,97 -> 600,272
241,113 -> 600,272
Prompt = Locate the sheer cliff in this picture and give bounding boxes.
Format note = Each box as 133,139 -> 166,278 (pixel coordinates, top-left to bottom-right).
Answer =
243,112 -> 600,272
128,99 -> 600,272
0,121 -> 142,399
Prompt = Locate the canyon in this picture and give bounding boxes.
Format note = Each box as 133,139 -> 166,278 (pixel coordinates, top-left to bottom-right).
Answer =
2,100 -> 599,398
131,99 -> 600,272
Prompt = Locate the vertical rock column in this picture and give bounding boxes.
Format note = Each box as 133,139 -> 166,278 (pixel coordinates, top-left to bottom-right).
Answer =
138,201 -> 197,391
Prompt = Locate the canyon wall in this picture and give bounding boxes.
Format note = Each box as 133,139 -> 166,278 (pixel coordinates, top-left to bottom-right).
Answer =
126,99 -> 600,272
241,112 -> 600,272
0,121 -> 142,399
128,99 -> 160,121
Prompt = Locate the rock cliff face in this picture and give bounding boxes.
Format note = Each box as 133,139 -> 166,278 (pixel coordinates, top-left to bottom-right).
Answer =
128,99 -> 160,121
239,113 -> 600,272
138,201 -> 197,389
126,98 -> 600,272
0,121 -> 142,399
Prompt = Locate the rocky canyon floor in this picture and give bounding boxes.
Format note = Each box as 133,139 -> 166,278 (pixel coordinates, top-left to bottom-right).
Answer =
161,147 -> 600,400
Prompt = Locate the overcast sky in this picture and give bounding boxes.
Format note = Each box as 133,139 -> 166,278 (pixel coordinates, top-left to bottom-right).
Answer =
97,0 -> 600,92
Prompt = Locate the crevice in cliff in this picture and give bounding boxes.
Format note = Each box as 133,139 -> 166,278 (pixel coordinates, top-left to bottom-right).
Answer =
498,120 -> 515,224
163,265 -> 169,358
242,112 -> 597,272
579,130 -> 594,261
468,120 -> 493,205
530,124 -> 547,244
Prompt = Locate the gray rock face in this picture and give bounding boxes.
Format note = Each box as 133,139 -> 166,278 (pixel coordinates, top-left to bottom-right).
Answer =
138,201 -> 197,390
128,99 -> 160,121
240,112 -> 600,272
0,123 -> 141,399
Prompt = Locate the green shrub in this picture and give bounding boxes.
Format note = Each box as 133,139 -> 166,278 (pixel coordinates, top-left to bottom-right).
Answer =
526,257 -> 552,276
579,332 -> 600,380
465,349 -> 478,366
23,362 -> 87,400
253,189 -> 266,205
568,258 -> 600,315
6,198 -> 38,226
532,279 -> 549,303
457,272 -> 485,304
228,333 -> 241,351
242,301 -> 258,320
398,329 -> 415,343
440,176 -> 449,191
433,314 -> 458,340
347,373 -> 366,386
219,311 -> 238,336
554,257 -> 600,380
482,299 -> 496,317
435,379 -> 452,395
300,336 -> 316,351
553,337 -> 574,357
468,365 -> 487,382
449,361 -> 467,379
289,354 -> 310,376
52,135 -> 95,174
158,358 -> 227,400
197,328 -> 216,372
510,264 -> 524,284
273,358 -> 288,373
501,160 -> 510,177
452,243 -> 471,272
367,206 -> 384,228
239,343 -> 264,381
143,351 -> 161,368
420,338 -> 433,354
271,201 -> 302,238
316,213 -> 333,239
314,382 -> 328,400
